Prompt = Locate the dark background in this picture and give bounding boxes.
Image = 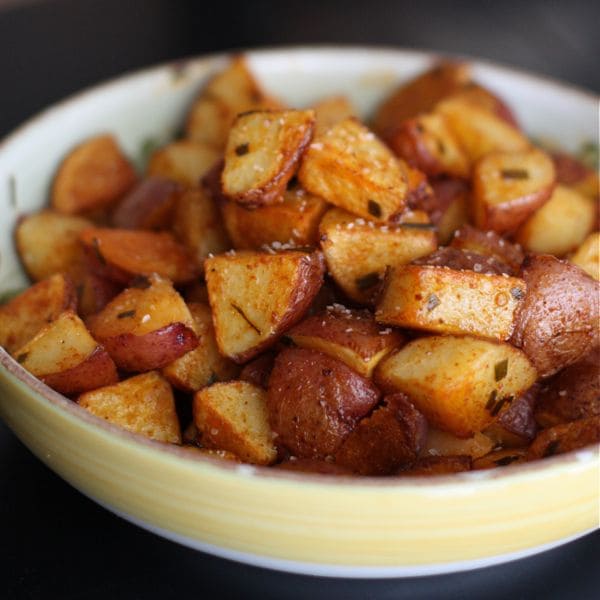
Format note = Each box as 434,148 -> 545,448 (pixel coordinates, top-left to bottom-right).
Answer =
1,1 -> 598,598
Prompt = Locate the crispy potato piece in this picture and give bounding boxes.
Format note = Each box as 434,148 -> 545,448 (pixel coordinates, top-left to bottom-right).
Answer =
51,134 -> 137,215
376,264 -> 526,340
14,311 -> 118,395
287,306 -> 403,378
511,254 -> 600,378
312,95 -> 357,136
526,417 -> 600,460
267,348 -> 380,458
515,185 -> 596,256
220,186 -> 328,250
472,149 -> 556,234
0,274 -> 76,354
428,178 -> 470,244
239,351 -> 276,389
186,56 -> 282,150
16,210 -> 92,282
421,429 -> 494,459
413,247 -> 513,275
552,151 -> 599,199
472,448 -> 526,469
375,336 -> 538,437
275,458 -> 354,475
319,207 -> 437,304
299,118 -> 409,223
193,381 -> 277,465
399,455 -> 472,476
147,140 -> 220,187
77,272 -> 123,318
570,232 -> 600,280
450,83 -> 520,129
78,371 -> 181,444
162,303 -> 238,392
205,250 -> 325,363
86,274 -> 197,372
80,227 -> 199,285
222,109 -> 315,206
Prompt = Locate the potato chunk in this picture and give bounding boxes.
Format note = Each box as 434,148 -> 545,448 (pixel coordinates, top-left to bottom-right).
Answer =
205,250 -> 325,363
222,109 -> 315,206
78,371 -> 181,444
399,455 -> 472,476
526,417 -> 600,460
570,232 -> 600,280
427,178 -> 470,244
376,265 -> 526,340
52,134 -> 137,215
375,336 -> 538,437
193,381 -> 276,465
298,118 -> 408,223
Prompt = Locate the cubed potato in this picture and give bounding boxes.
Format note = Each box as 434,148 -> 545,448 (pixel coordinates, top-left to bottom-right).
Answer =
515,185 -> 596,256
399,455 -> 472,476
298,118 -> 408,223
193,380 -> 277,465
312,95 -> 357,136
511,254 -> 599,378
16,210 -> 92,282
80,227 -> 199,285
219,186 -> 328,250
147,140 -> 220,187
0,274 -> 77,354
376,264 -> 526,340
448,83 -> 520,129
267,348 -> 380,458
552,151 -> 599,199
205,250 -> 325,363
319,207 -> 437,304
472,149 -> 556,234
287,306 -> 404,378
86,274 -> 198,372
570,232 -> 599,280
51,134 -> 137,215
221,109 -> 315,206
472,448 -> 526,469
162,303 -> 238,392
78,371 -> 181,444
420,428 -> 494,459
413,247 -> 513,275
14,310 -> 118,395
375,335 -> 538,437
428,178 -> 470,244
526,417 -> 600,460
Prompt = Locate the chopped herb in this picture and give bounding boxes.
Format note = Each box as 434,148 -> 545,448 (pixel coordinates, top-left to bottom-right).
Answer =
490,397 -> 507,417
8,174 -> 17,209
231,303 -> 261,334
485,390 -> 498,411
495,455 -> 519,466
207,372 -> 218,386
138,137 -> 161,168
400,222 -> 436,230
356,271 -> 380,291
130,275 -> 151,289
426,293 -> 440,311
117,310 -> 136,319
543,439 -> 561,458
367,200 -> 382,218
501,168 -> 529,180
0,287 -> 25,305
510,287 -> 525,300
437,139 -> 446,155
235,143 -> 250,156
578,141 -> 599,170
91,238 -> 106,265
16,352 -> 29,364
494,359 -> 508,382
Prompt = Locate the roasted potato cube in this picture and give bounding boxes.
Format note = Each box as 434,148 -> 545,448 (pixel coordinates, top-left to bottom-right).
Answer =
413,247 -> 513,275
0,274 -> 76,354
375,335 -> 538,437
448,83 -> 520,129
193,380 -> 277,465
400,456 -> 472,476
78,371 -> 181,444
14,310 -> 118,395
80,227 -> 199,285
570,232 -> 600,280
287,306 -> 403,378
221,109 -> 315,206
319,207 -> 437,304
267,348 -> 380,458
420,429 -> 494,459
312,95 -> 357,136
16,210 -> 92,282
298,118 -> 409,223
376,264 -> 526,340
472,448 -> 526,469
526,417 -> 600,460
86,274 -> 198,372
162,303 -> 238,392
511,254 -> 600,378
515,185 -> 596,256
472,149 -> 556,234
51,134 -> 137,215
428,178 -> 470,244
205,250 -> 325,363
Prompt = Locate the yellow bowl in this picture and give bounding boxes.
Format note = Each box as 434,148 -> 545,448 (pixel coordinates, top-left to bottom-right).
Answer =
0,47 -> 598,577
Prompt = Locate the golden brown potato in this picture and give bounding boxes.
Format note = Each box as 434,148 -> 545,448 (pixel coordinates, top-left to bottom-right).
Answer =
0,274 -> 77,354
86,274 -> 198,372
14,310 -> 118,395
552,151 -> 599,200
399,455 -> 472,476
376,264 -> 526,340
312,95 -> 357,136
205,250 -> 325,363
412,247 -> 513,275
427,178 -> 470,244
472,448 -> 526,469
193,381 -> 277,465
375,335 -> 538,438
471,149 -> 556,234
78,371 -> 181,444
511,254 -> 600,378
287,306 -> 404,378
449,83 -> 520,128
221,109 -> 315,206
239,351 -> 276,390
420,429 -> 494,460
51,134 -> 137,215
267,348 -> 381,458
570,232 -> 600,280
298,118 -> 409,223
526,417 -> 600,460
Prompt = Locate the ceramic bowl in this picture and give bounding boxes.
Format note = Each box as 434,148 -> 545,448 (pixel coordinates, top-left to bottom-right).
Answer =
0,47 -> 598,578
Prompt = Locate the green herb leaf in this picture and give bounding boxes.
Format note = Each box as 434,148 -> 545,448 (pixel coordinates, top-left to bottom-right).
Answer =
578,141 -> 599,170
117,310 -> 136,319
207,372 -> 218,386
485,390 -> 498,411
138,137 -> 161,169
490,397 -> 507,417
367,199 -> 382,218
501,168 -> 528,179
494,359 -> 508,382
235,143 -> 250,156
0,287 -> 25,305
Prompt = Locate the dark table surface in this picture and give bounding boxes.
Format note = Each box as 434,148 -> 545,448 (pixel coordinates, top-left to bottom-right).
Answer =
1,1 -> 598,598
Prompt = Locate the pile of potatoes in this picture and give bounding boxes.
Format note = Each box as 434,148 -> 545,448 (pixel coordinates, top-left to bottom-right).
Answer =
1,57 -> 598,477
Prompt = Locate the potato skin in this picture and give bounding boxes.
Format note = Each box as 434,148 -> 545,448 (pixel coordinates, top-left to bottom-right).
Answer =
511,254 -> 600,378
399,455 -> 472,476
267,348 -> 380,459
526,417 -> 600,460
413,247 -> 512,275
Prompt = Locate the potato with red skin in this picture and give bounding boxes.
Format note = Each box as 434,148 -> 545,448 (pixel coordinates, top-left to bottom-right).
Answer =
77,272 -> 123,317
511,254 -> 600,378
413,247 -> 512,276
526,417 -> 600,460
267,348 -> 380,459
275,458 -> 354,476
399,455 -> 472,476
